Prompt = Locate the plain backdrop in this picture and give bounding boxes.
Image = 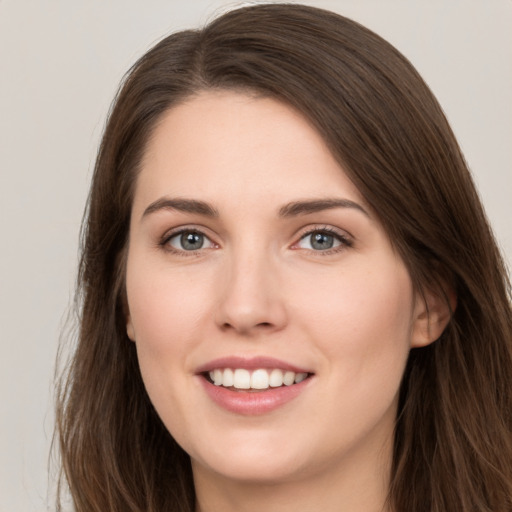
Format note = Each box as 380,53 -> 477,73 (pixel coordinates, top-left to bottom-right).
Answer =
0,1 -> 510,510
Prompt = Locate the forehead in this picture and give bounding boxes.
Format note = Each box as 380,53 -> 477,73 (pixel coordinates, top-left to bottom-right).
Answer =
133,90 -> 364,215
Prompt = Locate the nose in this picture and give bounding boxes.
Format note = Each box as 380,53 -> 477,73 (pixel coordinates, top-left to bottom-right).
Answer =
215,248 -> 288,336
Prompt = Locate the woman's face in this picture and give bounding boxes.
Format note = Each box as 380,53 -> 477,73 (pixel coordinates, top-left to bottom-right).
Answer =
125,91 -> 426,486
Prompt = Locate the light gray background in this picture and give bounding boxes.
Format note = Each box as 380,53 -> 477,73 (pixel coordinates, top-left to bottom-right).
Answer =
1,1 -> 510,510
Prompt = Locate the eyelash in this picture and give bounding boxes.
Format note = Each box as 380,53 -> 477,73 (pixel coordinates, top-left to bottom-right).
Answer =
159,225 -> 353,256
294,226 -> 353,255
159,227 -> 215,256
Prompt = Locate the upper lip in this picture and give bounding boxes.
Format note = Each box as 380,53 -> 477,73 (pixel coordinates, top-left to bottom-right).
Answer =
195,356 -> 312,375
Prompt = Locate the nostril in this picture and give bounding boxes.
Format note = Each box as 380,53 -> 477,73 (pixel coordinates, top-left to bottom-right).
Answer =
220,321 -> 274,332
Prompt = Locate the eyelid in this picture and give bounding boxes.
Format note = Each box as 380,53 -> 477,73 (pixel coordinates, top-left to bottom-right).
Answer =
291,225 -> 354,253
157,223 -> 353,255
159,225 -> 219,254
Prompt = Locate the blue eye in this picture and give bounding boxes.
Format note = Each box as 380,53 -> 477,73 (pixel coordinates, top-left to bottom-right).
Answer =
167,230 -> 214,251
297,230 -> 349,251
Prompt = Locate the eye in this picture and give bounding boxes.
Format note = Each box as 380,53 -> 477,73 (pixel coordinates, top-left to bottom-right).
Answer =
165,230 -> 215,252
295,229 -> 351,252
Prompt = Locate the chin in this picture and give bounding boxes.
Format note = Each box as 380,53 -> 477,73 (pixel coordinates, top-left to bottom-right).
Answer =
188,432 -> 312,484
194,454 -> 308,485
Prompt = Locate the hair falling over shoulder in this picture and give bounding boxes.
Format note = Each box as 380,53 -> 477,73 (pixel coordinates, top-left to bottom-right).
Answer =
55,4 -> 512,511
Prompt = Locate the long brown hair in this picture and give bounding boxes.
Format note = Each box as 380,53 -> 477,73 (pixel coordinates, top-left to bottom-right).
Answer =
56,4 -> 512,511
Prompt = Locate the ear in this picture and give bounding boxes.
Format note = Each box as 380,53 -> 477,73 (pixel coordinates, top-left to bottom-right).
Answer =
115,247 -> 135,342
126,315 -> 136,342
122,291 -> 136,342
411,284 -> 456,348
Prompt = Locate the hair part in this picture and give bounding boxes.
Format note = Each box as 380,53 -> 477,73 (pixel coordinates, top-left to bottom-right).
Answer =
56,4 -> 512,511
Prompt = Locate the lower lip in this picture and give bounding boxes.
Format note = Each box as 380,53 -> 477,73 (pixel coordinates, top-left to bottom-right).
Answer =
199,376 -> 312,415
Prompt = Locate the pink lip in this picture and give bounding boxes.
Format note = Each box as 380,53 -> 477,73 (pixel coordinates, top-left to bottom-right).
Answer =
199,376 -> 312,415
195,356 -> 314,416
195,356 -> 311,374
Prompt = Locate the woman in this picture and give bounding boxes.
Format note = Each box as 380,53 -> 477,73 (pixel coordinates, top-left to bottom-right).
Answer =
56,4 -> 512,511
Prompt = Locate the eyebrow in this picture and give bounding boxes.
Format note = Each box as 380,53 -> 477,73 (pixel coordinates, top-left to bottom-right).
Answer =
278,198 -> 369,218
141,196 -> 369,220
142,197 -> 219,219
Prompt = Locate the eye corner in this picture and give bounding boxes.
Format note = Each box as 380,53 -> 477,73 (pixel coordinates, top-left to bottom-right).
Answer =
159,227 -> 218,255
292,226 -> 354,254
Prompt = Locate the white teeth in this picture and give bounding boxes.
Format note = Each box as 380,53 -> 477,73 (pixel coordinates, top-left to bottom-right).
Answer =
223,368 -> 234,387
294,372 -> 308,384
213,369 -> 223,386
233,369 -> 251,389
251,369 -> 269,389
207,368 -> 309,390
269,368 -> 284,387
283,371 -> 295,386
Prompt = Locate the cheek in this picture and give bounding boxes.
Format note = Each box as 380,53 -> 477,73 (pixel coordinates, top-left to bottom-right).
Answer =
127,263 -> 210,347
125,262 -> 212,427
124,261 -> 216,413
292,261 -> 414,376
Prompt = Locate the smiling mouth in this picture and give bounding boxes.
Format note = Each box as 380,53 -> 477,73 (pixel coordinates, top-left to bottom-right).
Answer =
204,368 -> 312,391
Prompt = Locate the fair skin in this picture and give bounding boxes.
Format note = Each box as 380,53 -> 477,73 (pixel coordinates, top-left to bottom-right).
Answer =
125,91 -> 447,512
